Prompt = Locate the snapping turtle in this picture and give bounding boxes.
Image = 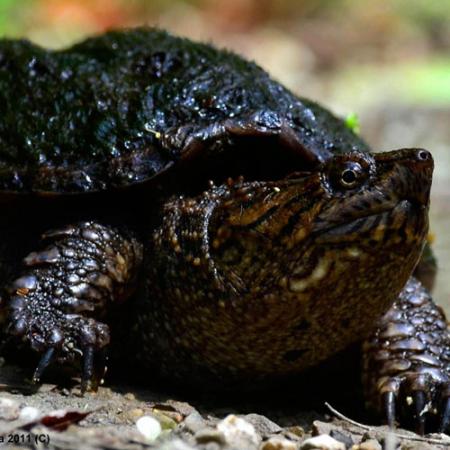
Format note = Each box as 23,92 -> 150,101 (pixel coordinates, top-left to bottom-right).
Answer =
0,28 -> 448,434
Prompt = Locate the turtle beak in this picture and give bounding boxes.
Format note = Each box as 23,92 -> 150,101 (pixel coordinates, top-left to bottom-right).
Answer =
374,148 -> 434,208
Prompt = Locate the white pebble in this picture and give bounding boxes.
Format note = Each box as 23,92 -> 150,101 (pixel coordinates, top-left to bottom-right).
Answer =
0,397 -> 20,421
217,414 -> 260,448
136,415 -> 162,442
0,397 -> 16,408
300,434 -> 345,450
19,406 -> 40,422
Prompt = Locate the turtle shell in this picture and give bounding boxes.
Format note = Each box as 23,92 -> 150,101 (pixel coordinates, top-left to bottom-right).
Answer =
0,28 -> 370,195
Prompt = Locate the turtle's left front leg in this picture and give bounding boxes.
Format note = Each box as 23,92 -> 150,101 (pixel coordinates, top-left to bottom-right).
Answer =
363,277 -> 450,434
2,221 -> 143,391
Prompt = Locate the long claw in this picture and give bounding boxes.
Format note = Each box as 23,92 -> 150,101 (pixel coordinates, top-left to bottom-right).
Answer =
383,391 -> 396,428
439,397 -> 450,433
96,347 -> 108,383
32,347 -> 56,383
414,391 -> 427,435
81,346 -> 94,394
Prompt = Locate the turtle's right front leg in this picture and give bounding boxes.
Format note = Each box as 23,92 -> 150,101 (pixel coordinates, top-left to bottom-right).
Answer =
2,221 -> 143,391
363,277 -> 450,434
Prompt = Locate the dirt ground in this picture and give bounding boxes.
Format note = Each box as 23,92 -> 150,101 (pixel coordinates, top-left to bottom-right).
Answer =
2,358 -> 450,450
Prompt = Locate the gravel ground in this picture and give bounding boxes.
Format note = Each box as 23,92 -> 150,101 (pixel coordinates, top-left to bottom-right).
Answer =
2,359 -> 450,450
2,360 -> 450,450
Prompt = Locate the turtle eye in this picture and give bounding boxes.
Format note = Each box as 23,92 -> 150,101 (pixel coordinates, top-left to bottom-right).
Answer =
338,161 -> 365,189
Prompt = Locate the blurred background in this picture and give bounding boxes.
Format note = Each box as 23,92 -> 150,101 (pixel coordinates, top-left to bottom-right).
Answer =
0,0 -> 449,307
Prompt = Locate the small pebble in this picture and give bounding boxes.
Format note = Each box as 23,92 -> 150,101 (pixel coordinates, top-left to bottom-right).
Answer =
157,438 -> 197,450
285,426 -> 305,438
330,429 -> 354,447
312,421 -> 334,436
152,410 -> 178,429
18,406 -> 40,422
124,392 -> 136,401
244,413 -> 283,436
400,444 -> 435,450
136,415 -> 162,442
300,434 -> 345,450
217,414 -> 261,448
0,397 -> 20,421
184,410 -> 206,433
126,408 -> 144,421
261,436 -> 298,450
164,400 -> 196,417
355,439 -> 382,450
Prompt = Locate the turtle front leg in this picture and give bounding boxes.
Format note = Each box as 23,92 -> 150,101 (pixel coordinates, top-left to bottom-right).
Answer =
2,221 -> 143,391
363,277 -> 450,434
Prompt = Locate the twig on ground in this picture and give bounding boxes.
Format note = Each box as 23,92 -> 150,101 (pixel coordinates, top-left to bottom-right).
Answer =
325,402 -> 450,446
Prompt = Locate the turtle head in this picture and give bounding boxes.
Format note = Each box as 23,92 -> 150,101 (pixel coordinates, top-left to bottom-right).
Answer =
311,148 -> 433,248
210,148 -> 433,362
153,147 -> 433,375
212,148 -> 433,260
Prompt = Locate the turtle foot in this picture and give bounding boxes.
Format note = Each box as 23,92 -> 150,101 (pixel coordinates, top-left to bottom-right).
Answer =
363,277 -> 450,434
4,221 -> 142,390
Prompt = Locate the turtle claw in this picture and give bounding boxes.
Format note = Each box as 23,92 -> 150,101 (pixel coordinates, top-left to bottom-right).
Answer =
413,390 -> 427,435
383,391 -> 396,428
380,380 -> 447,435
439,397 -> 450,433
382,387 -> 428,434
6,280 -> 110,390
81,346 -> 95,394
33,347 -> 57,384
31,344 -> 101,393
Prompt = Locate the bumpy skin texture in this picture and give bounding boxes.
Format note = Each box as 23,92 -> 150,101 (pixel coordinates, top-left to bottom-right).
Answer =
6,221 -> 143,389
138,149 -> 434,381
0,28 -> 448,434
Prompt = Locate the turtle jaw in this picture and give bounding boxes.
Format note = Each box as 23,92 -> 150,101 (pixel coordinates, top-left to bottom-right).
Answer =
314,199 -> 429,253
269,150 -> 434,368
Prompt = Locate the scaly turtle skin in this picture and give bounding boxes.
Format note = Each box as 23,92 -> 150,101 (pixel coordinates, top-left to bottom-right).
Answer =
0,28 -> 448,434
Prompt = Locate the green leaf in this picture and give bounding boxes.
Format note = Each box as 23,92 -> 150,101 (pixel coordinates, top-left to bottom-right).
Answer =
344,112 -> 360,134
